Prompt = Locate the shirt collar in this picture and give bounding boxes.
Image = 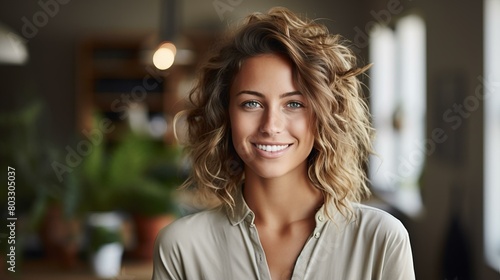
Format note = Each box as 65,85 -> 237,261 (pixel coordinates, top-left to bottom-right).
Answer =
226,185 -> 348,227
227,185 -> 255,226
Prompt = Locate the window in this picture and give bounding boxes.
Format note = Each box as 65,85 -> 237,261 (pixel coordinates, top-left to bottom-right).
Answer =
484,0 -> 500,270
369,14 -> 426,217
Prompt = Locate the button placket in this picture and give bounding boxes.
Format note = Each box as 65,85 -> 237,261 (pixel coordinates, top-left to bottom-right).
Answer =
244,218 -> 268,278
312,212 -> 325,241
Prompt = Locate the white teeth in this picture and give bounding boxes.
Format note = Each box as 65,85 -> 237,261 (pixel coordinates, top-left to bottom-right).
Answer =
256,144 -> 289,152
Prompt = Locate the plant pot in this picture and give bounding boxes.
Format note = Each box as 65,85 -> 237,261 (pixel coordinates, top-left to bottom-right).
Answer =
132,214 -> 175,260
39,203 -> 81,268
91,242 -> 124,278
87,212 -> 124,278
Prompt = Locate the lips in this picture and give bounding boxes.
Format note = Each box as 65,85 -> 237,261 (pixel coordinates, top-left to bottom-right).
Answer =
255,144 -> 290,152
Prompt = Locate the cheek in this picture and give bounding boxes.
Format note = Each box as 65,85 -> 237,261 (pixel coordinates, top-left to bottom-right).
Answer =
231,127 -> 243,153
229,112 -> 247,153
291,117 -> 315,141
231,128 -> 252,164
304,127 -> 315,149
230,113 -> 259,164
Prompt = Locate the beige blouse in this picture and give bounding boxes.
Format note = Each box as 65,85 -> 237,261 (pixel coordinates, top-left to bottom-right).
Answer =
152,190 -> 415,280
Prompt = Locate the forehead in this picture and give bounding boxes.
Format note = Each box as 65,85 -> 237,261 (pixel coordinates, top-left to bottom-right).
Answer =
230,54 -> 297,96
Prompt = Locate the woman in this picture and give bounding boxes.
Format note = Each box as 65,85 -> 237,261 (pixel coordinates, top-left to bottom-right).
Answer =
153,7 -> 415,280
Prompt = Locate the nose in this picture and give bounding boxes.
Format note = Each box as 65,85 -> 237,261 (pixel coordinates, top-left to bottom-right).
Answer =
260,107 -> 284,136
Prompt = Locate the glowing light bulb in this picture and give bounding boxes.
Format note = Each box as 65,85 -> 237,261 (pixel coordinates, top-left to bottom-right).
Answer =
153,42 -> 176,70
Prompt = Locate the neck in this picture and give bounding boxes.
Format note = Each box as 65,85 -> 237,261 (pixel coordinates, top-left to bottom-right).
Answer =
243,168 -> 323,228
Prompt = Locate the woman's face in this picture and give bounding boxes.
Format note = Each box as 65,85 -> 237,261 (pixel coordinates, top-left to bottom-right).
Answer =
229,53 -> 315,180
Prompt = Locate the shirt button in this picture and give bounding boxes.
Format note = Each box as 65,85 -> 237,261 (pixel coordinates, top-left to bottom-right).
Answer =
318,216 -> 324,222
314,232 -> 320,239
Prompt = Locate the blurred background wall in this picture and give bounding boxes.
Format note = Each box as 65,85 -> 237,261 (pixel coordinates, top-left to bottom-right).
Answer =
0,0 -> 498,279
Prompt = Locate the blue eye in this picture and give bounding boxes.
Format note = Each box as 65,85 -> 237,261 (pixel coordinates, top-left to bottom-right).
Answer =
242,100 -> 261,108
287,101 -> 304,108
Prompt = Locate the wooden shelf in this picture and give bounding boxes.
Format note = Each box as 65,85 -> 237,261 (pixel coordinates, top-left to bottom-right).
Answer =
75,31 -> 214,143
93,92 -> 164,112
76,33 -> 175,142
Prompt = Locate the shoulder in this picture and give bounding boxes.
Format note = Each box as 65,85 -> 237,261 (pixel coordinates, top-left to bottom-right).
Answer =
156,207 -> 227,246
152,207 -> 230,279
322,203 -> 415,279
153,208 -> 227,270
350,203 -> 410,241
350,204 -> 415,278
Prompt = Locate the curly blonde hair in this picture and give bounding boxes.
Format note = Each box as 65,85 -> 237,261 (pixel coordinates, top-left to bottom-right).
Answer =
177,7 -> 373,218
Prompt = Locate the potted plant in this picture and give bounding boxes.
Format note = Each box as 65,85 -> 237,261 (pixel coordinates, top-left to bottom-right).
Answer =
86,212 -> 124,278
74,118 -> 130,278
0,100 -> 82,269
117,134 -> 184,260
76,119 -> 183,265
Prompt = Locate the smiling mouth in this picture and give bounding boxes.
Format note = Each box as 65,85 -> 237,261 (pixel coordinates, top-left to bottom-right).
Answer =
255,144 -> 290,152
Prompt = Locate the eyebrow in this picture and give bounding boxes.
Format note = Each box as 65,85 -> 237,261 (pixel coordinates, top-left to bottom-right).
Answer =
236,90 -> 303,98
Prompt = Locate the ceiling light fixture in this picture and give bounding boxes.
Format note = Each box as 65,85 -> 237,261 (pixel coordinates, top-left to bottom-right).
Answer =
0,23 -> 29,65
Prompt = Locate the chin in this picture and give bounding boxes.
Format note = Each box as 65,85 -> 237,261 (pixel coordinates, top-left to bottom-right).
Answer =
245,164 -> 292,180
